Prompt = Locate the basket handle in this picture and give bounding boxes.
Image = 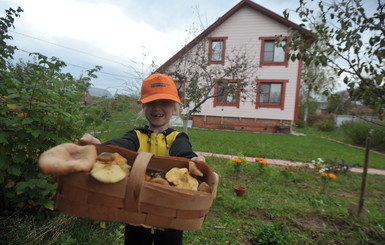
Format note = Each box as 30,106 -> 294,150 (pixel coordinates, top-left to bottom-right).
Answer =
124,151 -> 154,212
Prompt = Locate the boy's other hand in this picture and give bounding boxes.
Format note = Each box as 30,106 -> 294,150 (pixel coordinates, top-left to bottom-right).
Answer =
79,133 -> 101,145
191,156 -> 205,164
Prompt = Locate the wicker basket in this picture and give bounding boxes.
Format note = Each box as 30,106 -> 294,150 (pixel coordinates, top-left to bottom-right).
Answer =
55,144 -> 218,230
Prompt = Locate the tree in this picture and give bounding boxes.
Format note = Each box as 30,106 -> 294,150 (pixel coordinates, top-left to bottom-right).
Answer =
283,0 -> 385,119
159,35 -> 259,132
326,90 -> 352,114
301,59 -> 338,125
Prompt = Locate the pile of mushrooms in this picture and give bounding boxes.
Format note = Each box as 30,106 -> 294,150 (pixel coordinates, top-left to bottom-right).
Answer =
38,143 -> 211,193
145,161 -> 211,193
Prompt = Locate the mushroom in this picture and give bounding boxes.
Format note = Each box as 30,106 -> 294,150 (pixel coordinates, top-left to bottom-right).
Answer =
165,167 -> 199,191
90,152 -> 131,183
198,182 -> 211,193
97,152 -> 115,162
38,143 -> 97,175
188,161 -> 203,177
150,176 -> 170,186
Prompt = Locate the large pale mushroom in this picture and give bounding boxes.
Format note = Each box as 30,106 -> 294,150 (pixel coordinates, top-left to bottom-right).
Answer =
90,152 -> 131,183
38,143 -> 97,175
165,167 -> 199,191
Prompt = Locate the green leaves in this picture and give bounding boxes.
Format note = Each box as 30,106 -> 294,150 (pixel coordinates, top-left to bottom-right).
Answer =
0,8 -> 103,215
283,0 -> 385,119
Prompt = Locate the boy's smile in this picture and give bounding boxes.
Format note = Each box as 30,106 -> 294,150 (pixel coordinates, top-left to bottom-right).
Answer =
143,99 -> 177,133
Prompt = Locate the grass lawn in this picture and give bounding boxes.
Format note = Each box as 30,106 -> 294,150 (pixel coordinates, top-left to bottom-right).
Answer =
183,157 -> 385,244
16,116 -> 380,244
97,124 -> 385,170
8,155 -> 384,244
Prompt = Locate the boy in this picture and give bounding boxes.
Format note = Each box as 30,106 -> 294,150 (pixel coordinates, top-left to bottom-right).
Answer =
81,73 -> 204,244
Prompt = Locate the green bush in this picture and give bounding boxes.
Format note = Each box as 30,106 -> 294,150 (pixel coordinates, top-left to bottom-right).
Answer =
307,113 -> 334,126
295,120 -> 306,128
0,8 -> 103,215
314,120 -> 335,132
342,120 -> 385,151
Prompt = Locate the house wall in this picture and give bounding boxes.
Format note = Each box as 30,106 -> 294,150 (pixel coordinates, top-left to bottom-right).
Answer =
166,5 -> 302,132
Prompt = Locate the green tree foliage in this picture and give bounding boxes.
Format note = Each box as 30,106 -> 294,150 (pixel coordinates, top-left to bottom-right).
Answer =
283,0 -> 385,118
0,8 -> 101,215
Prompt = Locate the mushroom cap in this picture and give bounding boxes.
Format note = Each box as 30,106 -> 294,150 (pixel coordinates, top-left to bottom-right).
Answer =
38,143 -> 97,175
91,162 -> 127,183
188,161 -> 203,177
198,182 -> 211,193
165,167 -> 199,191
90,153 -> 131,183
150,176 -> 170,186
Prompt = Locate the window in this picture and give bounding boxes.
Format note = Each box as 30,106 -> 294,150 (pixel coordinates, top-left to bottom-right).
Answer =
214,80 -> 240,107
174,80 -> 185,102
256,79 -> 288,110
208,37 -> 228,65
259,37 -> 288,67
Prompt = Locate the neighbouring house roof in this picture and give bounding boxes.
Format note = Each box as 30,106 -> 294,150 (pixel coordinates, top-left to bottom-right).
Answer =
88,87 -> 113,98
157,0 -> 310,72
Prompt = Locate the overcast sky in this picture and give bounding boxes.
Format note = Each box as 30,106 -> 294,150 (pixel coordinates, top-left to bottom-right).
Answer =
0,0 -> 377,95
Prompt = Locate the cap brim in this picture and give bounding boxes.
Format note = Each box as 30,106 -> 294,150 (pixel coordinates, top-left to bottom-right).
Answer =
137,94 -> 181,104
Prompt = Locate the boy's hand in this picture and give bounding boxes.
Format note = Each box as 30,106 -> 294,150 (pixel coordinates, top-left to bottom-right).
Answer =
79,133 -> 101,145
191,156 -> 205,164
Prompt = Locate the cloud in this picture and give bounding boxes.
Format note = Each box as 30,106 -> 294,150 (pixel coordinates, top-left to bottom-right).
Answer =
10,0 -> 188,63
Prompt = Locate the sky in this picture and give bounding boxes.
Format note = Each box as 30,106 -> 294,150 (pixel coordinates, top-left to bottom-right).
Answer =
0,0 -> 378,95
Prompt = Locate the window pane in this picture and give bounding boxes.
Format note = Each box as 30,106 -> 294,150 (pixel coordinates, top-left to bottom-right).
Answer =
212,40 -> 223,61
263,41 -> 274,62
274,41 -> 286,62
174,81 -> 184,100
259,84 -> 270,103
217,82 -> 238,103
217,83 -> 227,102
270,83 -> 282,104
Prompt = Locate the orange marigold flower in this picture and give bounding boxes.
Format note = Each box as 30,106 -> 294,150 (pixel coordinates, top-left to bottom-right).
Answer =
232,158 -> 242,163
328,173 -> 337,179
321,172 -> 328,177
290,171 -> 294,174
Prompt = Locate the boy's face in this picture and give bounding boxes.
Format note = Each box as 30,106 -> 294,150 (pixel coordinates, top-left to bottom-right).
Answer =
143,99 -> 176,131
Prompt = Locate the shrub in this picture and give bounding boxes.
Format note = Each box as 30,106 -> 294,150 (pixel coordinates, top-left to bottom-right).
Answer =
314,120 -> 335,132
307,113 -> 334,126
0,9 -> 103,215
342,120 -> 385,151
295,120 -> 306,128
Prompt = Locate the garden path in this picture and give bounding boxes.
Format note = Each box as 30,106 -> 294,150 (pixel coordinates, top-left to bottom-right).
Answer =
196,152 -> 385,176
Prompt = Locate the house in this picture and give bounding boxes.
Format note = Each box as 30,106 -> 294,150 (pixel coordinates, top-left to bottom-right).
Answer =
157,0 -> 309,133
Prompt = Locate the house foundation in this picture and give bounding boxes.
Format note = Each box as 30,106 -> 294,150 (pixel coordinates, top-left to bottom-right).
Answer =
192,115 -> 292,133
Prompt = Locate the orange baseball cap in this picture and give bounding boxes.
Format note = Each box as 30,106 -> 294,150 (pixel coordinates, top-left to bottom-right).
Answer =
137,73 -> 181,104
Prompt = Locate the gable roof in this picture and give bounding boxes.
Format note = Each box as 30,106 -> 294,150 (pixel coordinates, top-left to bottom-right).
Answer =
157,0 -> 309,72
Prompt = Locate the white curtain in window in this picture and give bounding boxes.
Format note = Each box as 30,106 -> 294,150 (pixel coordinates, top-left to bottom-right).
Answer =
212,40 -> 223,61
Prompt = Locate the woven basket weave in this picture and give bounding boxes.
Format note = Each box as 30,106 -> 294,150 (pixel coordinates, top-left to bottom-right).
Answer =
55,144 -> 218,230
